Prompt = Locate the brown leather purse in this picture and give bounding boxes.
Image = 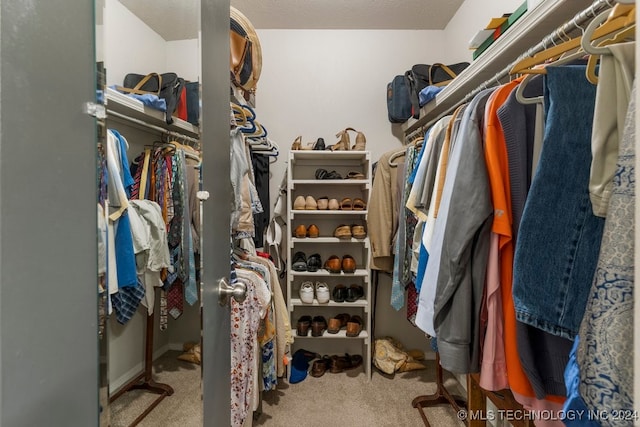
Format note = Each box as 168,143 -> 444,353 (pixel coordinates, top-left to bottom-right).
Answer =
230,30 -> 250,83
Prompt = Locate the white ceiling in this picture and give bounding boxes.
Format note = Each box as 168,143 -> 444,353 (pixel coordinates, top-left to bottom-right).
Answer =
119,0 -> 465,41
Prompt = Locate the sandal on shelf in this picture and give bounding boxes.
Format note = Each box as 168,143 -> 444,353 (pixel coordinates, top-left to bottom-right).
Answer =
291,136 -> 302,150
328,198 -> 340,210
332,129 -> 351,151
351,224 -> 367,239
352,198 -> 366,211
313,138 -> 325,150
315,168 -> 328,180
325,170 -> 342,179
340,197 -> 352,210
345,171 -> 365,180
351,130 -> 366,150
333,224 -> 352,239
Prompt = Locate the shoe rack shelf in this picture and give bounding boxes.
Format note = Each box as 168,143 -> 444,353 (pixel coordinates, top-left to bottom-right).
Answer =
293,330 -> 370,339
287,150 -> 372,380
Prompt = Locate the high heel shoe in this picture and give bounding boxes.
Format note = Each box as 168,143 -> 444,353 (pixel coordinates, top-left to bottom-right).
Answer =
331,129 -> 351,151
352,130 -> 366,150
291,135 -> 302,150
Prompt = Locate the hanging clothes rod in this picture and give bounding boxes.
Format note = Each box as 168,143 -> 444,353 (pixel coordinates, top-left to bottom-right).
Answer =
107,110 -> 200,145
407,0 -> 625,139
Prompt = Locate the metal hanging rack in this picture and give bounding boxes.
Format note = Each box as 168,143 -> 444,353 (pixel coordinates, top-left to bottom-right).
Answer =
107,109 -> 200,146
410,0 -> 633,425
405,0 -> 625,142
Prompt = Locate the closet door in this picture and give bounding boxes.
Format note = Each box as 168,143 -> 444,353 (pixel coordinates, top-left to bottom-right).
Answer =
201,1 -> 233,425
0,1 -> 99,426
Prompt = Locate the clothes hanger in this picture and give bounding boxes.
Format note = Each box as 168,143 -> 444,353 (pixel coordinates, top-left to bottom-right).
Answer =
584,22 -> 635,83
581,6 -> 635,55
231,102 -> 248,127
388,148 -> 406,167
515,74 -> 543,105
510,9 -> 634,75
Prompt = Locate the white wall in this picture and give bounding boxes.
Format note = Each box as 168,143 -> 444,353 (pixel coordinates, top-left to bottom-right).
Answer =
104,0 -> 167,87
105,0 -> 201,87
444,0 -> 526,63
256,28 -> 447,211
104,0 -> 202,390
166,39 -> 200,82
254,29 -> 451,352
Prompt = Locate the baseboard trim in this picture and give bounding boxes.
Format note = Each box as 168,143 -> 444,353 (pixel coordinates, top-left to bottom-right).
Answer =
110,344 -> 171,393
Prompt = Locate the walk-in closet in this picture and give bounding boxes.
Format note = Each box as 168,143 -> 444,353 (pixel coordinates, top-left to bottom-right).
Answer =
0,0 -> 637,426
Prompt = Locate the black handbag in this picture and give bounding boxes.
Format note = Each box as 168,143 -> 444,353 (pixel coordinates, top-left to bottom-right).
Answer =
428,62 -> 470,87
117,72 -> 185,124
404,64 -> 430,119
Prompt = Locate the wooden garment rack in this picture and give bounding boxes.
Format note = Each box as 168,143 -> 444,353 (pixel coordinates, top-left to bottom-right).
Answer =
109,305 -> 174,426
412,353 -> 467,426
412,357 -> 533,427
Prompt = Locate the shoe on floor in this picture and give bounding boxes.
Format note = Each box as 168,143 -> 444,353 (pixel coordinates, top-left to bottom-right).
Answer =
310,355 -> 332,377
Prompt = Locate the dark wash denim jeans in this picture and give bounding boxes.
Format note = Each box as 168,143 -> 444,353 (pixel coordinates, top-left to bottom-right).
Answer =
513,66 -> 605,340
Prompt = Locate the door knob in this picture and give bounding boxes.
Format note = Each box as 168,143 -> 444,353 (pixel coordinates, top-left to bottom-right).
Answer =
218,277 -> 247,306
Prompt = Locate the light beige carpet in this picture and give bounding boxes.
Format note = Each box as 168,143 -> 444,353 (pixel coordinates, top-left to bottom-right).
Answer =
254,362 -> 465,427
110,351 -> 465,427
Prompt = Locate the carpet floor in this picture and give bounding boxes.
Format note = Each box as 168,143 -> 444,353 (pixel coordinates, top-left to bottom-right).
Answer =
110,351 -> 465,427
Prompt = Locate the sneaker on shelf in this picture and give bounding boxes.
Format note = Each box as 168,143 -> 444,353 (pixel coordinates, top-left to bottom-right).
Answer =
315,282 -> 330,304
299,281 -> 315,304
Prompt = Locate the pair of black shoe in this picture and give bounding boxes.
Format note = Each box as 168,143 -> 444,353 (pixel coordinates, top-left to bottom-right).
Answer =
332,284 -> 364,303
292,251 -> 322,272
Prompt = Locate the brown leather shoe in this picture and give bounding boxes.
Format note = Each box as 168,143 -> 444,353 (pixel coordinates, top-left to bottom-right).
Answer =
327,318 -> 342,334
297,315 -> 312,336
341,255 -> 356,273
324,255 -> 341,273
294,224 -> 307,238
311,316 -> 327,337
310,355 -> 332,377
307,224 -> 319,238
330,353 -> 363,373
346,315 -> 363,337
327,313 -> 351,333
